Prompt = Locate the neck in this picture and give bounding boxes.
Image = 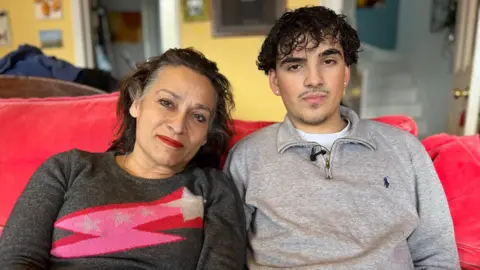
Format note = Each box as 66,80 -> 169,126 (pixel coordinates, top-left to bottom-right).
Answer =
116,147 -> 183,180
292,110 -> 347,134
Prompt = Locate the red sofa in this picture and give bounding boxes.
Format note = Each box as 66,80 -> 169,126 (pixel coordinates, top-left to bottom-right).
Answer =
0,92 -> 479,268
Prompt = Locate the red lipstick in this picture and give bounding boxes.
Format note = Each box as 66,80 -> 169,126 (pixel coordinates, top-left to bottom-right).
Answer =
157,135 -> 184,149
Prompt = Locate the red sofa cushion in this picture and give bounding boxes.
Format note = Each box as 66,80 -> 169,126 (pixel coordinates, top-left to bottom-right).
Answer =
0,92 -> 417,229
422,134 -> 480,269
0,93 -> 118,227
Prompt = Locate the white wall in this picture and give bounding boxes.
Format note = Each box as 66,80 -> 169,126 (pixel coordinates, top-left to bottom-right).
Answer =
396,0 -> 453,136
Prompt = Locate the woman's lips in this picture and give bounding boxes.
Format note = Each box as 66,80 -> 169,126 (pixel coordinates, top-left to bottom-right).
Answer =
157,135 -> 184,149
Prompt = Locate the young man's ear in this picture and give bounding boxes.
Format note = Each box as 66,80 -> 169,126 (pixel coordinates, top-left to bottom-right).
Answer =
344,65 -> 351,87
268,69 -> 281,96
129,100 -> 140,118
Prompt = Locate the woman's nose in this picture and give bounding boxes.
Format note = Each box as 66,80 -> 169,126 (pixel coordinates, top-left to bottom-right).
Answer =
167,114 -> 186,135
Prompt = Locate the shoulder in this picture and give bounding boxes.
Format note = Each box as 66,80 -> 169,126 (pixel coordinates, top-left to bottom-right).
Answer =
39,149 -> 111,178
46,148 -> 101,161
361,119 -> 425,154
192,167 -> 239,197
194,167 -> 232,187
228,123 -> 280,157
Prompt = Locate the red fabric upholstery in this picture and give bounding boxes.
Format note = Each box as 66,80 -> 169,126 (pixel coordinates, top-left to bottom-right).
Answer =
422,134 -> 480,269
371,115 -> 418,137
0,93 -> 118,227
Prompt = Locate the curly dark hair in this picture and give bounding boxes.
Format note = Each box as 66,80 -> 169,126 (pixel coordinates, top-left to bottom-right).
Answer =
109,48 -> 235,168
257,6 -> 361,74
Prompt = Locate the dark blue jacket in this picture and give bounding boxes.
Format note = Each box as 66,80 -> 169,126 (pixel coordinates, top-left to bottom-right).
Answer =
0,44 -> 81,81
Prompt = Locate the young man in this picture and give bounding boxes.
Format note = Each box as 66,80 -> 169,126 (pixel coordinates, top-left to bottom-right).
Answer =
224,6 -> 459,269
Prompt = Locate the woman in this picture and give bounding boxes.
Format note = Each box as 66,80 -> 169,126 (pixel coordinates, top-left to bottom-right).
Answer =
0,48 -> 246,269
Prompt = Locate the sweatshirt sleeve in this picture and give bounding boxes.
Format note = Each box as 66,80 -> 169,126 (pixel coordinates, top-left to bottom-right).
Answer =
223,143 -> 255,231
405,137 -> 460,269
0,152 -> 70,270
196,169 -> 247,270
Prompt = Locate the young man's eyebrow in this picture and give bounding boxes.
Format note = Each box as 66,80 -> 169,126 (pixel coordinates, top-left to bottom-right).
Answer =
320,48 -> 343,58
280,57 -> 306,66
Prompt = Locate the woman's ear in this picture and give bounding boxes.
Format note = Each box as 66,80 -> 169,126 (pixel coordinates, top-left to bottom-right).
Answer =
129,100 -> 139,118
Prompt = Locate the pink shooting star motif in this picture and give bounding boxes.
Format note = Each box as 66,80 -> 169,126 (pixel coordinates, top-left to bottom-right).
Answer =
51,187 -> 204,258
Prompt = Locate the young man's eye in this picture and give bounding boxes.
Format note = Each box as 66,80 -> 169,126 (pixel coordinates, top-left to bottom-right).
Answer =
159,99 -> 173,108
287,64 -> 301,71
324,59 -> 337,65
193,113 -> 207,123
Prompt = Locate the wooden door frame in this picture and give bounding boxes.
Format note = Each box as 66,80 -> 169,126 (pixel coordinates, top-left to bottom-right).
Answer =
324,0 -> 479,135
463,3 -> 480,135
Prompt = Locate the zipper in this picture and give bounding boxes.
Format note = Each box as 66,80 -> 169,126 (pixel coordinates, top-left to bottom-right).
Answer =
324,152 -> 333,179
323,137 -> 368,179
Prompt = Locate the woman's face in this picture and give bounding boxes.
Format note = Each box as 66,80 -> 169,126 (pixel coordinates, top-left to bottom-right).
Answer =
129,66 -> 217,171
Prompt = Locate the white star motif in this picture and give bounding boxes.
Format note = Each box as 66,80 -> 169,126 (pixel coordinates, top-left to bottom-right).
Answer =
114,211 -> 132,227
141,207 -> 155,217
83,215 -> 101,233
165,188 -> 204,221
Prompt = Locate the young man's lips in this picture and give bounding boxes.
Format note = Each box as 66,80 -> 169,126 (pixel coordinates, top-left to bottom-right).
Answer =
303,95 -> 327,103
157,135 -> 184,148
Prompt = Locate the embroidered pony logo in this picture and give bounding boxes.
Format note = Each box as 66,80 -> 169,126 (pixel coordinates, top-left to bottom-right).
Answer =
384,177 -> 390,188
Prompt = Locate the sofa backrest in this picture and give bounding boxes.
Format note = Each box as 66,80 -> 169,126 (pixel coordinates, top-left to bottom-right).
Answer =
0,92 -> 418,228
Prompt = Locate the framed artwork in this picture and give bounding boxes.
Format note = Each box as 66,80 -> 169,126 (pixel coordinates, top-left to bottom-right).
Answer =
211,0 -> 286,37
357,0 -> 385,8
0,10 -> 12,46
35,0 -> 63,20
183,0 -> 210,22
39,30 -> 63,48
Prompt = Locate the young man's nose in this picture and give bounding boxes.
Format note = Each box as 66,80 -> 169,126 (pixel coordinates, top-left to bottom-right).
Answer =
304,67 -> 324,88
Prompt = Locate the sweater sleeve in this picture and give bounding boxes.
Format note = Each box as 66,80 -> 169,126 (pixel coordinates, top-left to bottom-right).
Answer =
223,143 -> 255,231
405,137 -> 460,269
0,152 -> 70,270
196,169 -> 247,270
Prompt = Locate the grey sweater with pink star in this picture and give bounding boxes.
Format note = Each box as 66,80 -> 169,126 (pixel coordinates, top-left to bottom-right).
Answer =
0,149 -> 246,270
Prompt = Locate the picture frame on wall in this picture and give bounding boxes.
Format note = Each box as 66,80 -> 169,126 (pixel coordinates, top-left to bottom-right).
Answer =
183,0 -> 210,22
0,10 -> 12,46
39,30 -> 63,48
211,0 -> 286,37
35,0 -> 63,20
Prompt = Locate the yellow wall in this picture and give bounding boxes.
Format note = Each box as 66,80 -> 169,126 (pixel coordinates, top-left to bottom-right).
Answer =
0,0 -> 74,64
181,0 -> 320,121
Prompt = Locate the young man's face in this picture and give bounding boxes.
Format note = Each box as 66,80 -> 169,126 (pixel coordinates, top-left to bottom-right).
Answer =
269,38 -> 350,133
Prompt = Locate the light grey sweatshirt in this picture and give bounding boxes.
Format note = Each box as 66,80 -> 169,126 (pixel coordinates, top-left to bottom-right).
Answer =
224,106 -> 459,269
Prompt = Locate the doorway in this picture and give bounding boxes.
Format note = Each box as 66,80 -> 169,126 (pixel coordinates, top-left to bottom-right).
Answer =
323,0 -> 480,137
72,0 -> 181,80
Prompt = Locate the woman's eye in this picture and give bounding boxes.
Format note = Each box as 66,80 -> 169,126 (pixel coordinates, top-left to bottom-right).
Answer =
159,99 -> 173,108
193,113 -> 206,123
